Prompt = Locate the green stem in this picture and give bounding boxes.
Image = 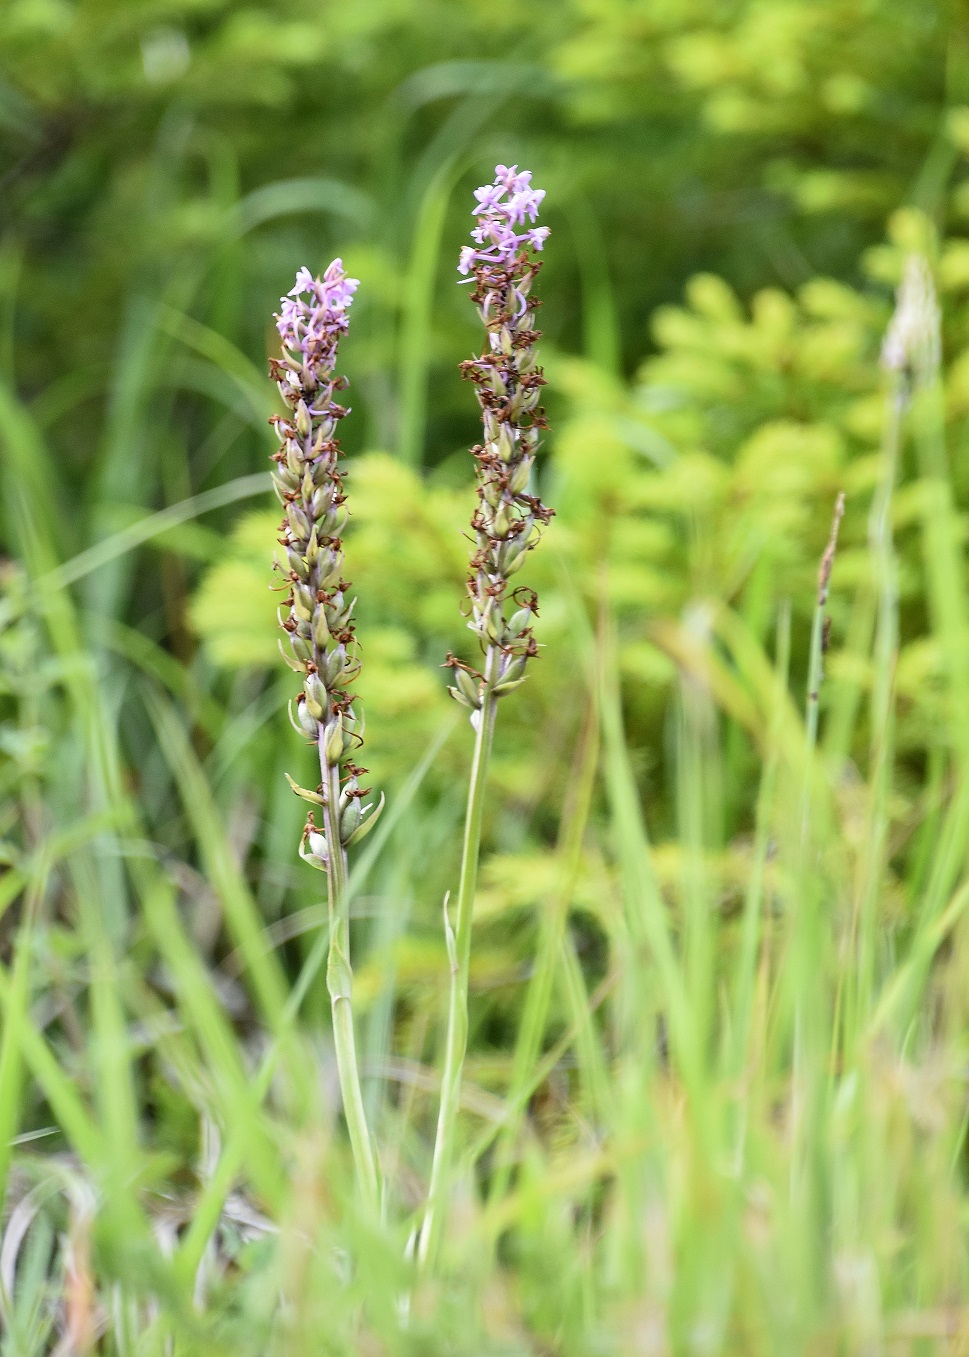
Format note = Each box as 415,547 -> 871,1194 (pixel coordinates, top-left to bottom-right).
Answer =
800,492 -> 845,846
728,599 -> 790,1160
417,646 -> 499,1269
321,750 -> 379,1211
849,383 -> 903,1040
791,492 -> 843,1203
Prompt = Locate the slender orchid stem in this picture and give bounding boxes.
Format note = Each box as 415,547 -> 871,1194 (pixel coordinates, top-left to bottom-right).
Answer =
417,648 -> 498,1268
321,746 -> 380,1210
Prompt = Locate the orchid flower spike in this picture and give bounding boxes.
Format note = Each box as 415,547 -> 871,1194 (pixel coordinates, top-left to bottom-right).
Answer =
448,165 -> 553,721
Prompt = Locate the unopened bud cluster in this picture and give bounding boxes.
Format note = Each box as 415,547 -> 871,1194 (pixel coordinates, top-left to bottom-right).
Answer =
270,262 -> 382,866
448,166 -> 554,721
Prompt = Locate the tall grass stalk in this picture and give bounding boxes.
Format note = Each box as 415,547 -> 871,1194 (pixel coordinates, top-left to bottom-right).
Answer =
789,491 -> 843,1213
727,598 -> 790,1159
847,376 -> 903,1042
801,491 -> 844,847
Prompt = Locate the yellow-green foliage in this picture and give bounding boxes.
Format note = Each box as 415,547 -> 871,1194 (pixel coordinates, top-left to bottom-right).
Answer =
189,512 -> 283,668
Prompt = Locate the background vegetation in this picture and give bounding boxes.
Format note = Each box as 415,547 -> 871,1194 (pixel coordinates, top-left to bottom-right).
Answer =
4,0 -> 969,1351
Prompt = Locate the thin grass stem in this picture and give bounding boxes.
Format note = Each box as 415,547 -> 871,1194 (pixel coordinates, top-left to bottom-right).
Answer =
727,598 -> 790,1157
846,382 -> 903,1042
790,492 -> 844,1205
801,492 -> 845,846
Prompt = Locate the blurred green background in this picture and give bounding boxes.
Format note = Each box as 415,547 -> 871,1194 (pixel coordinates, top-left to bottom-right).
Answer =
6,1 -> 969,1351
2,0 -> 963,471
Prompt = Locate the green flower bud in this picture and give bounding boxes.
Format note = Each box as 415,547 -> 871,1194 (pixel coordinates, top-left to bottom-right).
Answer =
311,485 -> 334,518
340,798 -> 362,842
316,548 -> 339,584
324,713 -> 344,764
292,582 -> 315,621
296,699 -> 319,737
287,548 -> 309,579
291,634 -> 314,664
320,505 -> 349,539
509,456 -> 531,495
454,667 -> 481,708
498,654 -> 526,687
295,400 -> 312,437
307,829 -> 327,858
313,609 -> 331,648
344,793 -> 386,848
312,418 -> 335,448
287,503 -> 311,538
448,684 -> 474,710
494,425 -> 514,462
298,839 -> 326,871
340,657 -> 361,685
303,671 -> 327,718
505,547 -> 529,576
334,596 -> 357,630
506,608 -> 532,638
497,540 -> 522,574
324,646 -> 346,686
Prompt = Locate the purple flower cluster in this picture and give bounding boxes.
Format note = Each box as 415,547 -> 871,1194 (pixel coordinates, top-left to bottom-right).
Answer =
275,259 -> 360,375
458,164 -> 549,277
